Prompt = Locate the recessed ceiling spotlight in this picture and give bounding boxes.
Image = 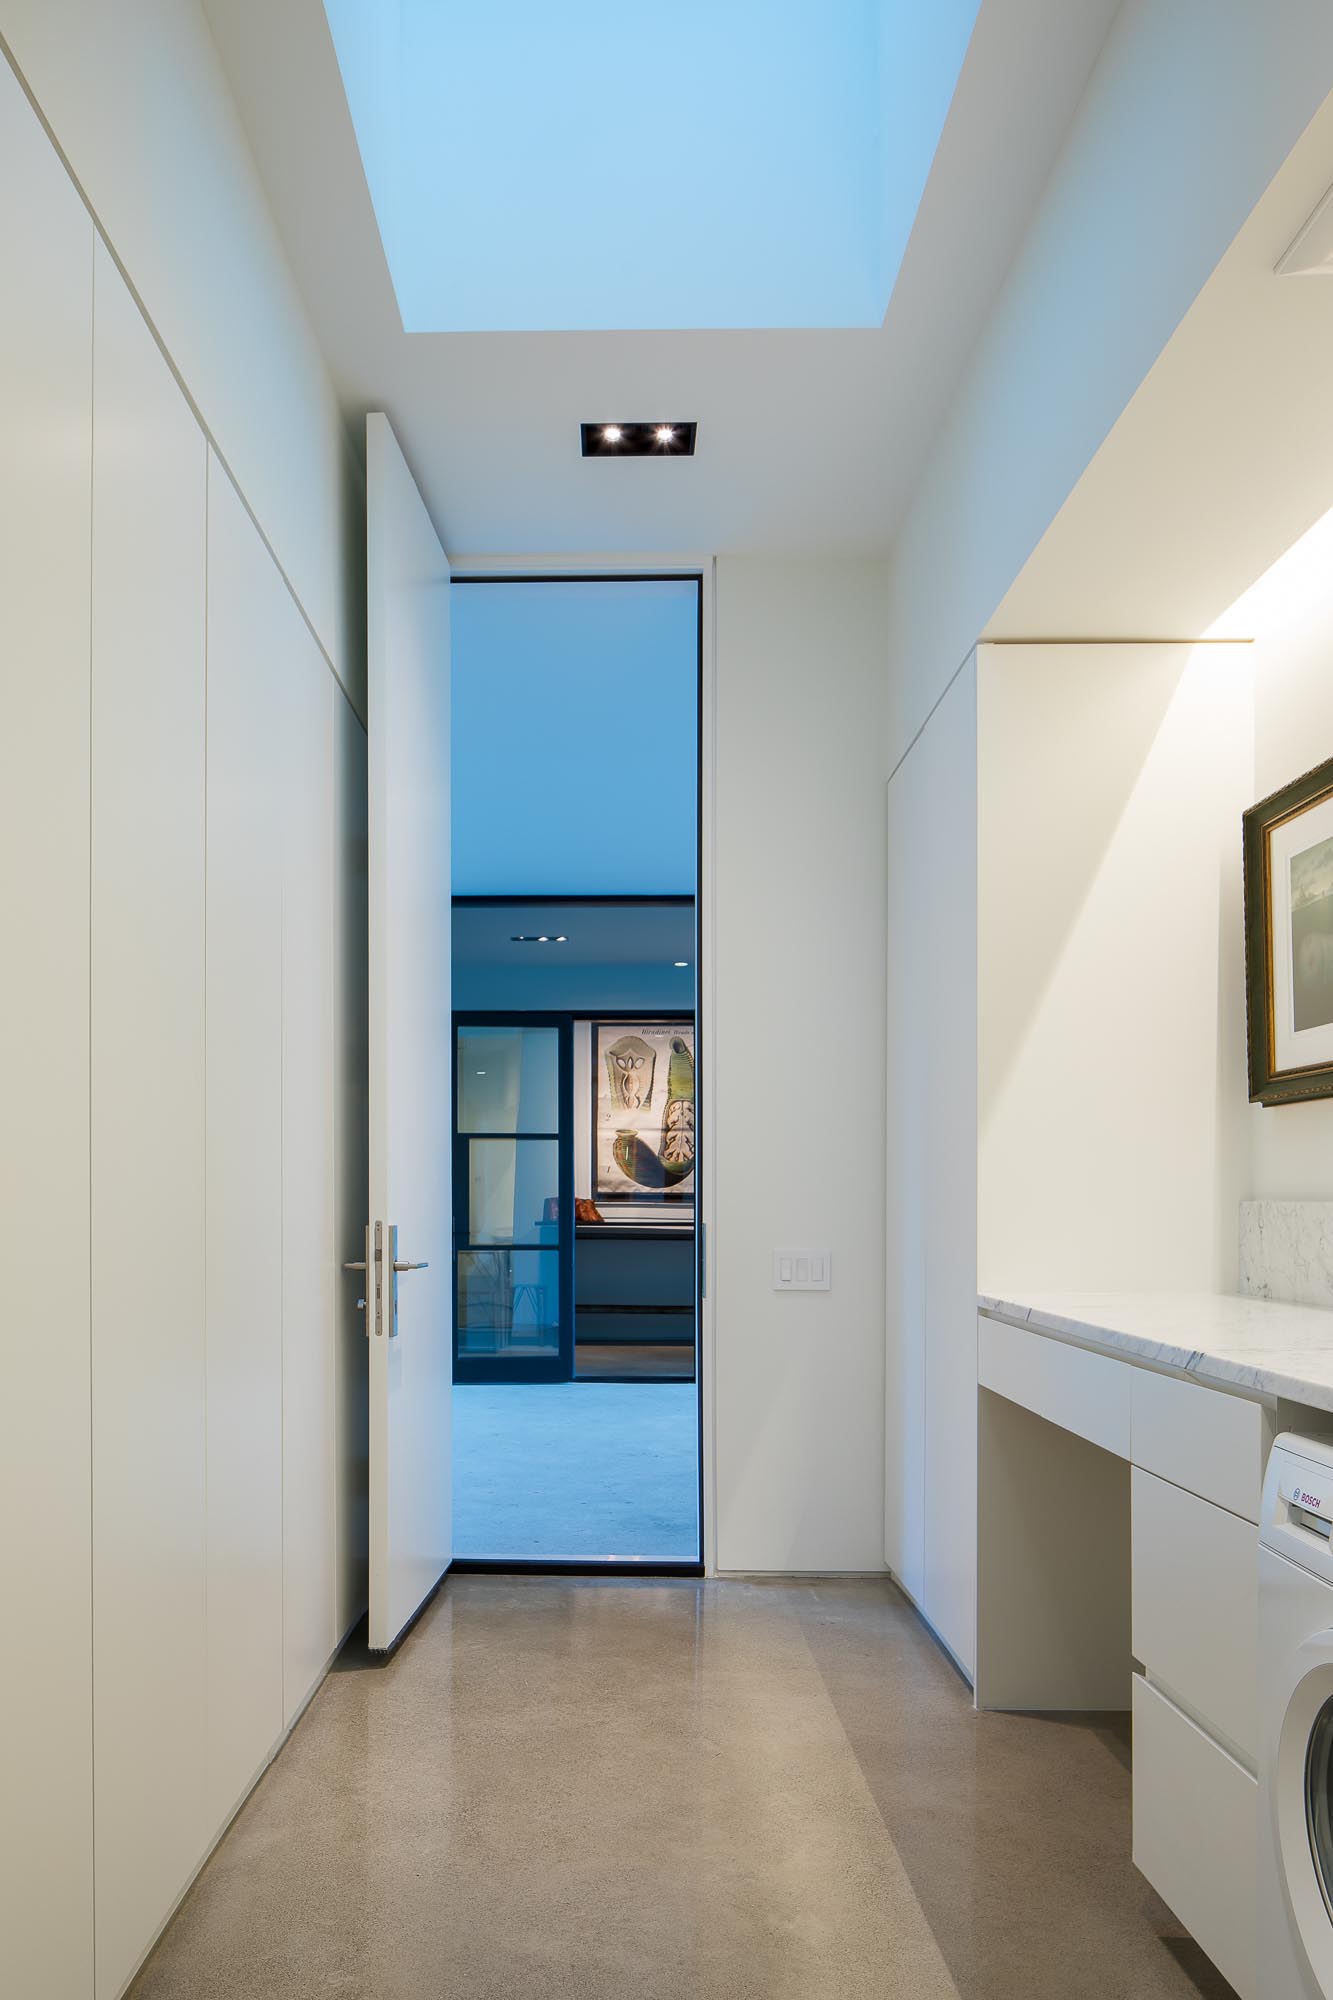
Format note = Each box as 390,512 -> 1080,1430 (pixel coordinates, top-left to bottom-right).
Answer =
581,422 -> 697,458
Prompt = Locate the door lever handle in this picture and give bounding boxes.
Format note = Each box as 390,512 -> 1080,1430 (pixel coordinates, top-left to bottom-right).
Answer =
392,1259 -> 428,1273
343,1259 -> 366,1272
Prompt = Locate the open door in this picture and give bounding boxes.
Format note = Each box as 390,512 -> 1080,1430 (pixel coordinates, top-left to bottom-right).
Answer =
363,413 -> 452,1649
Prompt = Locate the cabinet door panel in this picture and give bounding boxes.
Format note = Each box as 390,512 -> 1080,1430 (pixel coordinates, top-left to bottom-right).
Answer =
205,454 -> 285,1829
885,754 -> 926,1604
979,1316 -> 1132,1458
90,238 -> 208,1999
1133,1674 -> 1256,1999
1131,1367 -> 1271,1523
1131,1467 -> 1257,1762
0,55 -> 95,2000
921,660 -> 978,1673
334,700 -> 370,1637
282,626 -> 338,1724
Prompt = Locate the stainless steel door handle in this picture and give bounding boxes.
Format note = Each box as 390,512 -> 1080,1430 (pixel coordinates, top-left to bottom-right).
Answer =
353,1228 -> 428,1338
345,1226 -> 379,1336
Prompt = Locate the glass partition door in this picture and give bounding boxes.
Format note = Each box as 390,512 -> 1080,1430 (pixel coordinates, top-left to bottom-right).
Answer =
453,1019 -> 574,1382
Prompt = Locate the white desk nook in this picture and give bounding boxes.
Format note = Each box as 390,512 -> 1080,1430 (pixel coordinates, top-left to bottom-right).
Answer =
977,1290 -> 1333,2000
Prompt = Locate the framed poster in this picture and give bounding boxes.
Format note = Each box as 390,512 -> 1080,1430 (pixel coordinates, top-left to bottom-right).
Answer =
593,1020 -> 695,1205
1244,754 -> 1333,1104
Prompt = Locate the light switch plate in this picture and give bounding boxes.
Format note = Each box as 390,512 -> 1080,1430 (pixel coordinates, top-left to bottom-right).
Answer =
772,1250 -> 832,1292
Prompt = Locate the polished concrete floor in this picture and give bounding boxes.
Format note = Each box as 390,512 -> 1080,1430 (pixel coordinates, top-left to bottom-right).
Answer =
129,1578 -> 1237,2000
452,1382 -> 698,1559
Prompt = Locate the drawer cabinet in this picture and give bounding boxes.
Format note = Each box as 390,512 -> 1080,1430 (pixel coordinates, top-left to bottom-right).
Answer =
1133,1674 -> 1255,2000
978,1316 -> 1131,1457
1130,1468 -> 1257,1761
1131,1367 -> 1272,1522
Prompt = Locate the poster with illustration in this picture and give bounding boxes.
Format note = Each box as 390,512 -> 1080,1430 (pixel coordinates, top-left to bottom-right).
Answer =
593,1021 -> 695,1205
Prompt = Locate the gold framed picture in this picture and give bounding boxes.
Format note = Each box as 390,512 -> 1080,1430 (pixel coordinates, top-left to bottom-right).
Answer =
1244,754 -> 1333,1104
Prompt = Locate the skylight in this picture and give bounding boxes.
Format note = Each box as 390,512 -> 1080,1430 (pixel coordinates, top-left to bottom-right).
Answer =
323,0 -> 979,333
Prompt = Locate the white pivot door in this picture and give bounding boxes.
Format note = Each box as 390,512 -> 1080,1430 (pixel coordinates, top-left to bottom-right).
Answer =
364,412 -> 453,1650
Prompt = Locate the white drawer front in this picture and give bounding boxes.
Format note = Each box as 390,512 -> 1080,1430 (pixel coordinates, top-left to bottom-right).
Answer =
1131,1366 -> 1271,1522
978,1316 -> 1130,1458
1132,1674 -> 1256,2000
1131,1468 -> 1257,1761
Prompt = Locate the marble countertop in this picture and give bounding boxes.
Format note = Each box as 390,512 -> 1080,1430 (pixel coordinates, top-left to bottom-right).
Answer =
978,1289 -> 1333,1413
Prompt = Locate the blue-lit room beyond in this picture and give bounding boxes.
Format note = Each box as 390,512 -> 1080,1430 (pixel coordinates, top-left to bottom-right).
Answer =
450,576 -> 701,1565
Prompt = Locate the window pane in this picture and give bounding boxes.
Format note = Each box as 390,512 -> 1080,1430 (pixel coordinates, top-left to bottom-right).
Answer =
457,1249 -> 560,1358
457,1026 -> 558,1133
467,1137 -> 559,1245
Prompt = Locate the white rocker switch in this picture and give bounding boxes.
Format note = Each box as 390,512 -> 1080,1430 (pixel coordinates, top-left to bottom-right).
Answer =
773,1250 -> 833,1292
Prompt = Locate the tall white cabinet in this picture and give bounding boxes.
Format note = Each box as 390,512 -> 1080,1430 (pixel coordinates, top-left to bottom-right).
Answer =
204,457 -> 288,1834
0,57 -> 368,2000
90,237 -> 209,2000
0,51 -> 96,2000
884,658 -> 977,1674
280,570 -> 340,1730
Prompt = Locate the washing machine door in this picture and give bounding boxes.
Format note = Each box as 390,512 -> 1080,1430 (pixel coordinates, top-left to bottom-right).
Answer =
1276,1634 -> 1333,1990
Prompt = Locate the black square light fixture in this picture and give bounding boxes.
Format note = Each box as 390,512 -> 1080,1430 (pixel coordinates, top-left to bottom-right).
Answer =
581,421 -> 697,457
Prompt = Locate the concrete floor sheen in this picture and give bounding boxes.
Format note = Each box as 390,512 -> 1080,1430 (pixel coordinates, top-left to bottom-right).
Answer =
128,1578 -> 1236,2000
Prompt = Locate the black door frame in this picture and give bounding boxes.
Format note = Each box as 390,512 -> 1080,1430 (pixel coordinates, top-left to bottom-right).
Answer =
452,1001 -> 696,1387
448,572 -> 706,1575
452,1011 -> 576,1384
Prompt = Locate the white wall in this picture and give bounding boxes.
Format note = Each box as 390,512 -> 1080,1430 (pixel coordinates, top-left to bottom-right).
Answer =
884,0 -> 1333,769
0,0 -> 362,703
978,642 -> 1253,1296
712,556 -> 888,1573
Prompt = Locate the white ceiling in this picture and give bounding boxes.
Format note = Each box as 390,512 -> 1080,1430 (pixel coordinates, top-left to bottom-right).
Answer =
989,86 -> 1333,641
204,0 -> 1120,557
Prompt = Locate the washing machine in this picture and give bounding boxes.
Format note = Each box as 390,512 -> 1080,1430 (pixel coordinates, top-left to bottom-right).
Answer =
1260,1433 -> 1333,1997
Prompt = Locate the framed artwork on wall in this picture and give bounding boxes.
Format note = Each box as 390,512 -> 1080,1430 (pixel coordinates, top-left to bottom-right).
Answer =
1245,753 -> 1333,1104
593,1020 -> 695,1205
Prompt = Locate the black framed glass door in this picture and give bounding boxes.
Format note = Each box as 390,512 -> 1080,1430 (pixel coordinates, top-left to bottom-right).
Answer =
453,1016 -> 575,1382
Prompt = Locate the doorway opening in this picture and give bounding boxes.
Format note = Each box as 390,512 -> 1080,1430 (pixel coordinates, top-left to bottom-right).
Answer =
448,577 -> 702,1570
